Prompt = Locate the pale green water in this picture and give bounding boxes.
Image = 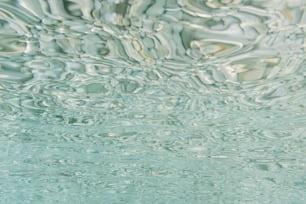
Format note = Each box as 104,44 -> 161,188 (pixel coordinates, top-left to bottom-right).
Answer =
0,0 -> 306,203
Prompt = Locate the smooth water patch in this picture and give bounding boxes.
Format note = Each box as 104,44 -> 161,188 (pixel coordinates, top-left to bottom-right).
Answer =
0,0 -> 306,203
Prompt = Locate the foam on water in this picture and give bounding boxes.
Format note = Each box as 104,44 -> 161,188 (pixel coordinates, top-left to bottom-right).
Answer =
0,0 -> 305,203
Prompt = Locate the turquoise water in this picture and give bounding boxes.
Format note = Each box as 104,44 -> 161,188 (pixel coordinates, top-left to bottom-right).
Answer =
0,0 -> 306,203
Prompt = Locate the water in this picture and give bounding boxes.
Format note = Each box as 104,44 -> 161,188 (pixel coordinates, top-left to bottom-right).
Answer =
0,0 -> 305,203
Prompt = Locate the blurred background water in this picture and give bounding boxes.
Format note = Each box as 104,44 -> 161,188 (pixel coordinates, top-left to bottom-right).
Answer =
0,0 -> 306,203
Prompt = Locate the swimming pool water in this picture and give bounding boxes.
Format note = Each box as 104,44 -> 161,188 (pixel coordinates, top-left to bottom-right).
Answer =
0,0 -> 305,203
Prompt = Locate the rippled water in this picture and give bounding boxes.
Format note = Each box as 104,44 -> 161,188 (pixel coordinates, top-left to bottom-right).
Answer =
0,0 -> 306,203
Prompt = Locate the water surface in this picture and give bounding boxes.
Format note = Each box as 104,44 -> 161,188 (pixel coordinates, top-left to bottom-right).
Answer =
0,0 -> 306,203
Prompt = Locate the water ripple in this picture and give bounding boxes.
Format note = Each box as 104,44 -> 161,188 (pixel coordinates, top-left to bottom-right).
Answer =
0,0 -> 306,203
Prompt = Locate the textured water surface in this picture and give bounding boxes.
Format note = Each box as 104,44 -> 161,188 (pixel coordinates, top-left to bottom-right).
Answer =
0,0 -> 306,203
